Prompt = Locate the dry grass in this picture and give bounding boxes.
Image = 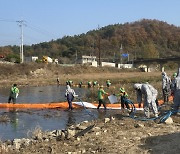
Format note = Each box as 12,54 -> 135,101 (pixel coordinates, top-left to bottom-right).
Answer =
0,63 -> 175,102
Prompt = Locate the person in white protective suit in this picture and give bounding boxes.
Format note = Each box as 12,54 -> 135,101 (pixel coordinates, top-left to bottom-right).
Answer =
162,72 -> 171,103
134,83 -> 158,118
172,68 -> 180,113
65,85 -> 76,110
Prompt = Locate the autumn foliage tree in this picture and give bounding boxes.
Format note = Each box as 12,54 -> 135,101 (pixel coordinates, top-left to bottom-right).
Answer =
1,19 -> 180,63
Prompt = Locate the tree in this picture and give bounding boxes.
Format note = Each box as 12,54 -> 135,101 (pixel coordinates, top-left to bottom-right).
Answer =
142,42 -> 159,58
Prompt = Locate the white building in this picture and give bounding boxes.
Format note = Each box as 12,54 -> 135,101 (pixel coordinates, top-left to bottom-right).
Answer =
78,55 -> 97,67
118,64 -> 133,69
81,55 -> 96,64
101,62 -> 116,67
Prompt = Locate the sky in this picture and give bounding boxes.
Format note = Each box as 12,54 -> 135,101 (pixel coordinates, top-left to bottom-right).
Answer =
0,0 -> 180,46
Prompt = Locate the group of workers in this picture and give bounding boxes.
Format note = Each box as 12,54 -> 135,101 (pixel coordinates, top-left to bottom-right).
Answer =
8,68 -> 180,118
64,79 -> 112,88
64,67 -> 180,118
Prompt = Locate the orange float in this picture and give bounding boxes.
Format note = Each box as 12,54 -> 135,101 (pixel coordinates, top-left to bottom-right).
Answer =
0,96 -> 173,109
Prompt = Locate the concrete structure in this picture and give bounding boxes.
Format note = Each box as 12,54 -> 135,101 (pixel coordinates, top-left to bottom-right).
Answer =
138,65 -> 151,72
24,56 -> 38,63
133,57 -> 180,71
102,62 -> 116,67
118,64 -> 133,69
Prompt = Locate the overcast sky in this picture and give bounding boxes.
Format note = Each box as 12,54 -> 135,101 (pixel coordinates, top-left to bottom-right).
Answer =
0,0 -> 180,46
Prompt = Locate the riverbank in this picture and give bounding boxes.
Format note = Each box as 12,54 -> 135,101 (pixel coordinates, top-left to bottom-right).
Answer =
1,108 -> 180,154
0,63 -> 169,89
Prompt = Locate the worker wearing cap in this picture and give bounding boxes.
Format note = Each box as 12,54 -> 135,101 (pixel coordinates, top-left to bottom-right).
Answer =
97,85 -> 108,110
93,81 -> 98,87
118,87 -> 130,110
106,79 -> 111,88
87,81 -> 92,88
134,83 -> 158,118
79,81 -> 83,88
8,84 -> 19,104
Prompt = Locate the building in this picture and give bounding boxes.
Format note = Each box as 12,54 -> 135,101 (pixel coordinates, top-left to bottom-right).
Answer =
81,55 -> 96,64
78,55 -> 97,67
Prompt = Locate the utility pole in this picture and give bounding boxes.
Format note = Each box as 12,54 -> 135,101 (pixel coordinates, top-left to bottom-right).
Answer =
97,25 -> 101,67
17,20 -> 25,63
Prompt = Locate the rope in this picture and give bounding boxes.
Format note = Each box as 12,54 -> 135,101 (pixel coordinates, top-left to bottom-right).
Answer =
126,99 -> 180,123
75,97 -> 97,120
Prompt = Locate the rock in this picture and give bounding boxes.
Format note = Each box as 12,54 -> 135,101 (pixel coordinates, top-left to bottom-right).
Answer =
76,137 -> 81,141
82,120 -> 88,123
64,143 -> 68,146
13,139 -> 22,150
120,123 -> 125,126
110,116 -> 115,120
5,140 -> 12,145
103,129 -> 107,133
165,117 -> 173,124
147,133 -> 152,136
134,123 -> 144,128
92,127 -> 101,131
76,126 -> 87,130
44,138 -> 49,142
81,149 -> 86,153
95,132 -> 100,135
67,129 -> 76,138
104,118 -> 110,123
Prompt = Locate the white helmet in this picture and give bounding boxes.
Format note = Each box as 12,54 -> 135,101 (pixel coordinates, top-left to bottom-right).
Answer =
134,83 -> 142,90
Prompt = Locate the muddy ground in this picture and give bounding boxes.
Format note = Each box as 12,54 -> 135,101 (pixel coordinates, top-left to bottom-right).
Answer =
0,63 -> 179,154
0,103 -> 179,154
2,109 -> 179,154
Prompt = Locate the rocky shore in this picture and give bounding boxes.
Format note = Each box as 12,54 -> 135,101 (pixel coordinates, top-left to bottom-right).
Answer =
0,110 -> 180,154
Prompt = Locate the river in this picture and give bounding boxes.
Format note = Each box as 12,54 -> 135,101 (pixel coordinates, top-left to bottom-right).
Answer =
0,85 -> 118,141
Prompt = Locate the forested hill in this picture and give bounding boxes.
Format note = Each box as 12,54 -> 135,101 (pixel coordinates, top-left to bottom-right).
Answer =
1,19 -> 180,63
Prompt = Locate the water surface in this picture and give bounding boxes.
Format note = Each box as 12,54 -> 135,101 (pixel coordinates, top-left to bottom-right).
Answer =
0,85 -> 118,141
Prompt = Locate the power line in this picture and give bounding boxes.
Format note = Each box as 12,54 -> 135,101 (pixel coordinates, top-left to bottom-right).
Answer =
0,18 -> 17,22
25,22 -> 57,38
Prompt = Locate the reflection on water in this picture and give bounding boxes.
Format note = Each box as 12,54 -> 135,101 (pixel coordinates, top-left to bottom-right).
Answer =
0,85 -> 120,141
8,109 -> 19,131
66,111 -> 76,127
0,85 -> 87,103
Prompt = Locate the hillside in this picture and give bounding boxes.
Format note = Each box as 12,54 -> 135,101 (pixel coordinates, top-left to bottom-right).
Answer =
1,19 -> 180,63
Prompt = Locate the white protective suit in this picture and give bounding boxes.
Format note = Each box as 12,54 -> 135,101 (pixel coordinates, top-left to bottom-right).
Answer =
173,68 -> 180,112
162,72 -> 171,103
134,83 -> 158,118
